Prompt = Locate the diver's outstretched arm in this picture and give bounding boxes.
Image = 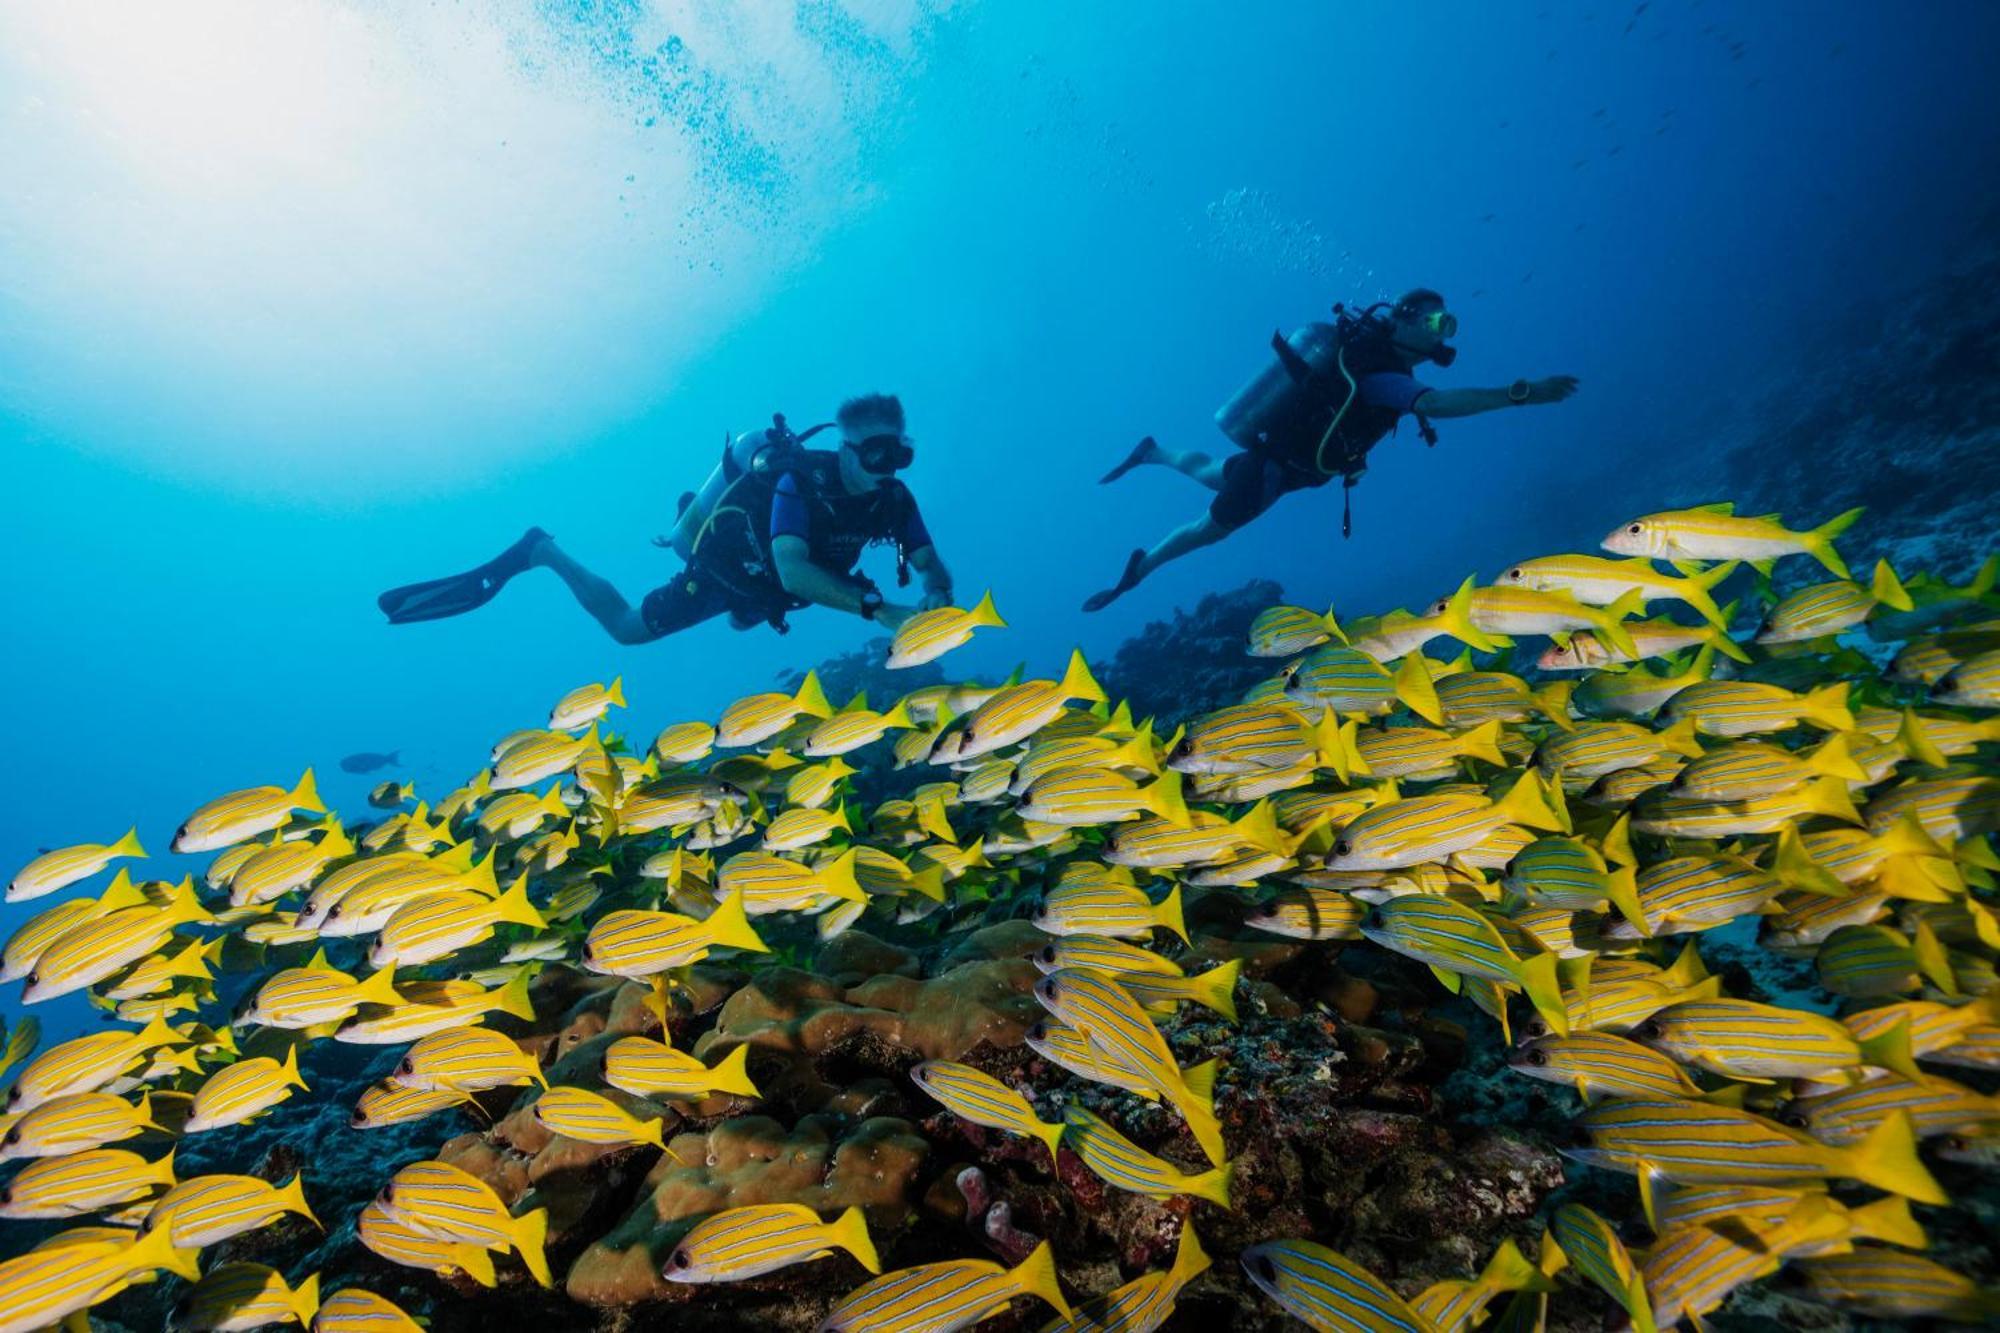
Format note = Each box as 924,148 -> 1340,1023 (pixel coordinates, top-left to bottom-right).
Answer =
1081,514 -> 1232,613
1417,375 -> 1579,418
530,539 -> 659,645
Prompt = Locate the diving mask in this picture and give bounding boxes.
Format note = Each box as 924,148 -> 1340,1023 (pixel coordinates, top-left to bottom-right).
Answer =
851,433 -> 915,473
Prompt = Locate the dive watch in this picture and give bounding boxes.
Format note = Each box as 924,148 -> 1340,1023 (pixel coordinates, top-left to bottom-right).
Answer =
1508,379 -> 1533,404
859,589 -> 885,621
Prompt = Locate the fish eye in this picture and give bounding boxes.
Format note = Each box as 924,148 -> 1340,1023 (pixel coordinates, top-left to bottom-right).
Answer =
397,1059 -> 413,1075
1042,981 -> 1059,1001
1026,1022 -> 1047,1041
668,1251 -> 690,1270
25,973 -> 35,986
381,1184 -> 394,1203
1333,841 -> 1351,857
1632,1020 -> 1662,1041
1522,1019 -> 1548,1040
1506,568 -> 1522,581
1626,523 -> 1642,535
1252,1254 -> 1279,1284
1780,1111 -> 1810,1130
326,906 -> 341,920
1038,946 -> 1057,964
1526,1049 -> 1548,1067
351,1110 -> 369,1127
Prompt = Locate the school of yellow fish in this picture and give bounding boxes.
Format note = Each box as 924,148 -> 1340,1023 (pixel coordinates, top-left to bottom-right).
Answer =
2,499 -> 1999,1331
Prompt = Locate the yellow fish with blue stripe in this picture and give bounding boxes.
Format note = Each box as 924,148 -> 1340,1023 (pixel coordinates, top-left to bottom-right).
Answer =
0,1146 -> 177,1219
20,876 -> 213,1004
1359,895 -> 1570,1038
8,827 -> 147,904
143,1172 -> 318,1249
310,1287 -> 424,1333
0,1224 -> 199,1333
391,1025 -> 546,1094
180,1263 -> 321,1330
1241,1238 -> 1433,1333
1571,1098 -> 1946,1202
185,1043 -> 311,1132
911,1060 -> 1065,1163
601,1036 -> 760,1102
1060,1105 -> 1233,1207
529,1086 -> 669,1148
665,1203 -> 879,1283
376,1158 -> 551,1287
1324,771 -> 1568,871
943,649 -> 1107,763
367,875 -> 546,967
0,1089 -> 162,1160
1038,1223 -> 1208,1333
718,671 -> 832,748
4,1015 -> 187,1114
819,1238 -> 1071,1332
582,889 -> 769,977
1550,1203 -> 1655,1333
174,769 -> 323,854
887,590 -> 1007,669
1034,968 -> 1226,1164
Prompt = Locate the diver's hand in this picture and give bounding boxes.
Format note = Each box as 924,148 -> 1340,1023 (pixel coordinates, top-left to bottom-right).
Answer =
876,604 -> 919,632
918,587 -> 954,612
1528,375 -> 1580,404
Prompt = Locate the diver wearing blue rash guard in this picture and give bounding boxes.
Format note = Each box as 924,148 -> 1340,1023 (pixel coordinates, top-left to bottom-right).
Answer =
376,394 -> 955,641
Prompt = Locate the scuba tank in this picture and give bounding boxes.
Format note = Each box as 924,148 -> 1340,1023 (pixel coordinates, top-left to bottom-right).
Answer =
1214,320 -> 1348,455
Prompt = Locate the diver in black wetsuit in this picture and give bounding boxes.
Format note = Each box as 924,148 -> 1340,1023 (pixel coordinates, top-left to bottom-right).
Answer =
1082,289 -> 1579,612
377,394 -> 956,642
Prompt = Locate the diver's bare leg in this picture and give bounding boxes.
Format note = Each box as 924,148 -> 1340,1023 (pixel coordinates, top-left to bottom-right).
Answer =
529,539 -> 656,645
1082,514 -> 1232,612
1099,436 -> 1227,491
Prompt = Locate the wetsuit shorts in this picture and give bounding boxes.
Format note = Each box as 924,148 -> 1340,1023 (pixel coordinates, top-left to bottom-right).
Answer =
638,571 -> 739,640
1210,453 -> 1323,531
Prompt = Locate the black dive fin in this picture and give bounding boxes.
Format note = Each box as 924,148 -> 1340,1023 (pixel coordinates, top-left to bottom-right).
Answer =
378,528 -> 548,625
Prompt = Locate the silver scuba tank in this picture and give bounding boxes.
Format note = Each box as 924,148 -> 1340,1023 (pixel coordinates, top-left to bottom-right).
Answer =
1213,322 -> 1346,453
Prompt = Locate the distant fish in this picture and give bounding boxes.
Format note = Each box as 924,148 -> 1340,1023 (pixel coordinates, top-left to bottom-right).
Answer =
338,752 -> 401,774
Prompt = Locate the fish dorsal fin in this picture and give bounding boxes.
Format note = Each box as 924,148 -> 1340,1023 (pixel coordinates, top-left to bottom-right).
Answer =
1693,502 -> 1735,515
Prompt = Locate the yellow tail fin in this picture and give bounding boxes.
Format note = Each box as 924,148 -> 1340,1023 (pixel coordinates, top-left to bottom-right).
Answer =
1847,1194 -> 1927,1250
817,849 -> 867,904
493,968 -> 537,1022
110,827 -> 147,860
1845,1109 -> 1946,1204
1190,959 -> 1242,1023
1807,506 -> 1865,579
1806,733 -> 1867,782
827,1204 -> 882,1274
1154,883 -> 1190,945
1517,951 -> 1570,1037
703,891 -> 769,954
1188,1158 -> 1236,1209
970,589 -> 1007,629
278,1041 -> 311,1091
292,768 -> 324,814
493,875 -> 547,929
704,1042 -> 762,1098
278,1171 -> 320,1228
1393,651 -> 1445,726
1802,777 -> 1863,826
1008,1240 -> 1073,1321
353,965 -> 402,1009
793,670 -> 833,720
1058,648 -> 1107,705
288,1273 -> 321,1328
1682,560 -> 1741,629
606,675 -> 626,708
511,1206 -> 554,1287
1458,719 -> 1508,767
1855,1018 -> 1922,1082
1170,1224 -> 1212,1281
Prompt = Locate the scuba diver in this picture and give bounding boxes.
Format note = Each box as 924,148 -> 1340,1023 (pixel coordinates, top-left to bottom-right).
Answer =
377,393 -> 955,642
1082,289 -> 1579,611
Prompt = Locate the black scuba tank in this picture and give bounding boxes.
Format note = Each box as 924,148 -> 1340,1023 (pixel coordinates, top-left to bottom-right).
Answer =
1213,322 -> 1346,455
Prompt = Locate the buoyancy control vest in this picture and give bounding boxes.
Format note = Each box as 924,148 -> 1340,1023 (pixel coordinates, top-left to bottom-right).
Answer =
681,414 -> 916,620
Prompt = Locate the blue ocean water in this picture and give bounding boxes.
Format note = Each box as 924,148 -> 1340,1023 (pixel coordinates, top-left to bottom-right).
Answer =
1,1 -> 1995,1065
